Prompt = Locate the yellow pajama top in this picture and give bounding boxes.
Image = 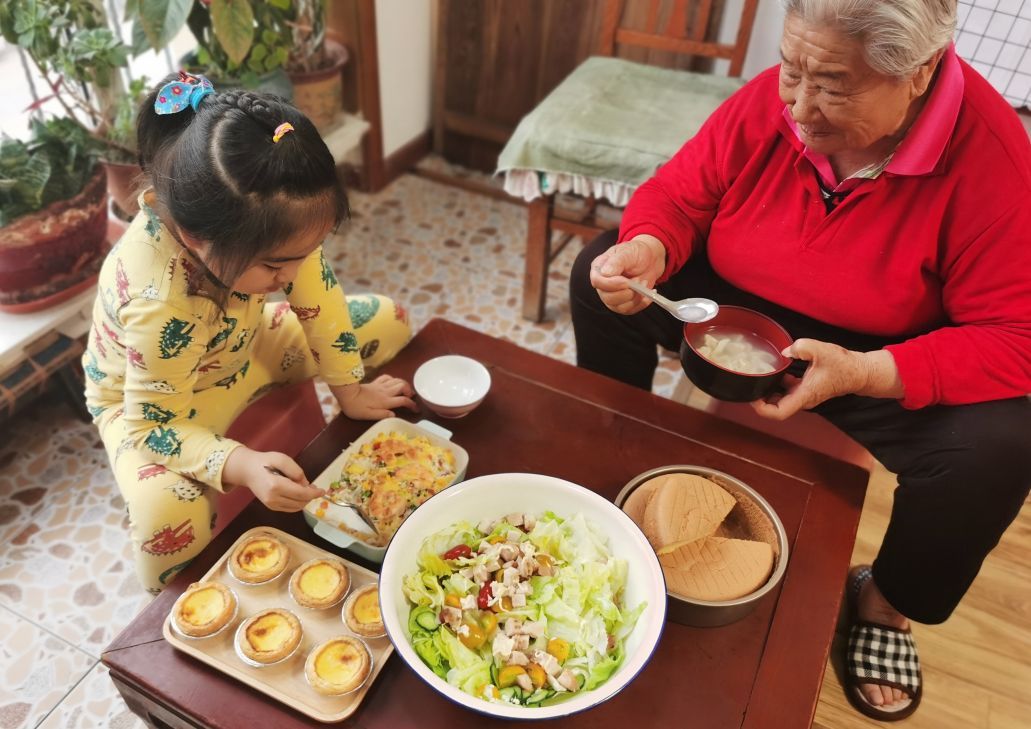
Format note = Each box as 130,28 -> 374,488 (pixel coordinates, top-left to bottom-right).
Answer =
83,197 -> 364,490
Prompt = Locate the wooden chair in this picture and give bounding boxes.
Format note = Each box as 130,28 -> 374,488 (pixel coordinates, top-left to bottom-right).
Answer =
502,0 -> 760,321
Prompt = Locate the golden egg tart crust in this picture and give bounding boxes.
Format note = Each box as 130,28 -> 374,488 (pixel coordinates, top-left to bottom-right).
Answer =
343,583 -> 384,637
304,636 -> 372,696
172,582 -> 237,638
290,558 -> 351,609
237,608 -> 303,665
228,534 -> 290,584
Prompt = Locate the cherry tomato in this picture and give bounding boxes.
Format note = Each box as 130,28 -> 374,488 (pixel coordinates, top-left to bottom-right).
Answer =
442,544 -> 473,560
477,582 -> 492,610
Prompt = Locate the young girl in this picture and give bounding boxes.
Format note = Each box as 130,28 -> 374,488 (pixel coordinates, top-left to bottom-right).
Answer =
84,73 -> 415,592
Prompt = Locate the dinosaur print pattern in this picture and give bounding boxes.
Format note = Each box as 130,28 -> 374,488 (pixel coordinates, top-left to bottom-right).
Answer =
165,478 -> 207,503
84,353 -> 106,384
115,259 -> 131,306
348,296 -> 380,329
145,426 -> 183,457
332,331 -> 359,354
159,318 -> 196,359
141,402 -> 176,424
230,328 -> 252,352
142,519 -> 194,556
204,450 -> 228,482
197,360 -> 222,375
91,324 -> 107,359
231,291 -> 251,302
206,317 -> 237,351
280,347 -> 306,371
126,346 -> 146,369
360,339 -> 380,360
291,304 -> 320,321
137,463 -> 169,480
270,301 -> 291,329
87,404 -> 105,419
213,360 -> 249,389
143,379 -> 178,394
320,254 -> 338,291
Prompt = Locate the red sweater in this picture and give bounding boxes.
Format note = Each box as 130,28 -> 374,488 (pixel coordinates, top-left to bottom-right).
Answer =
619,51 -> 1031,409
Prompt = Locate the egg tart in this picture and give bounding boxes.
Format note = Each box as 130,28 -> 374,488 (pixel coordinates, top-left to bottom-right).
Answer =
236,608 -> 303,665
290,558 -> 350,609
304,636 -> 372,696
172,582 -> 237,638
342,583 -> 385,637
228,533 -> 290,584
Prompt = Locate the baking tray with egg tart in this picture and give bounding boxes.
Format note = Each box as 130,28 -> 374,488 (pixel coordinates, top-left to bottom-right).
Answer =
161,526 -> 392,723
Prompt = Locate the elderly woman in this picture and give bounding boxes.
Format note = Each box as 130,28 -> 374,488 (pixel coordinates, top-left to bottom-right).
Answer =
570,0 -> 1031,721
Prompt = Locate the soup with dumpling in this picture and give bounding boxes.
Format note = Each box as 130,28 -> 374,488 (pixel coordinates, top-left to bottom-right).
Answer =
691,326 -> 781,375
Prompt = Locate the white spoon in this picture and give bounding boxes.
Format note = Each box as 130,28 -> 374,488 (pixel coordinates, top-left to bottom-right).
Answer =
627,280 -> 719,323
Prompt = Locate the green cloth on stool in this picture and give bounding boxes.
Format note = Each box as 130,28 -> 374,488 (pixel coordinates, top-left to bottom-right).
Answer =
498,56 -> 745,203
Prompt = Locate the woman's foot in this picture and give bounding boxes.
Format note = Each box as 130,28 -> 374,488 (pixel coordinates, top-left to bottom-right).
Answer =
854,568 -> 911,709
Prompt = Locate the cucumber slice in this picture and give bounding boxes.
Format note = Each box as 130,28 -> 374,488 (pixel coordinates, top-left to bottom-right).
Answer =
414,607 -> 440,631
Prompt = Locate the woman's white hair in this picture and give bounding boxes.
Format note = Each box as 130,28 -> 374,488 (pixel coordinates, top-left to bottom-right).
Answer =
781,0 -> 957,77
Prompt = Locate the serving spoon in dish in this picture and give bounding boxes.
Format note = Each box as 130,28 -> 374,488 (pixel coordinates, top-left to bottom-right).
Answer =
265,465 -> 378,534
627,280 -> 719,323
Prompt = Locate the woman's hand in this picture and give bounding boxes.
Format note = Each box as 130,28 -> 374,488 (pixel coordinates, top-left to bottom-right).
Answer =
751,339 -> 904,420
332,374 -> 416,420
589,234 -> 667,315
222,447 -> 325,512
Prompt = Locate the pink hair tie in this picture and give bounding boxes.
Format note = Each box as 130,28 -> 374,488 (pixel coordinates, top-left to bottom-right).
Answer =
272,122 -> 295,143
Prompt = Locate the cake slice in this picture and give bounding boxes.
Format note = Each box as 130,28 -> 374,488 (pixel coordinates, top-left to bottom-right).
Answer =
621,475 -> 665,528
660,536 -> 775,601
642,474 -> 737,553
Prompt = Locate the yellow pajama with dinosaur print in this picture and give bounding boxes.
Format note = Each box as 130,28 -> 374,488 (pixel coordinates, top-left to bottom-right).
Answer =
83,198 -> 410,591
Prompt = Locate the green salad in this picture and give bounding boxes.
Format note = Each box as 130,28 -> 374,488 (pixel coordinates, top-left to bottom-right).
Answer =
402,511 -> 645,706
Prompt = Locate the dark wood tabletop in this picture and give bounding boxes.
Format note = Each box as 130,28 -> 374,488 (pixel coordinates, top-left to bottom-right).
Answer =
102,318 -> 868,729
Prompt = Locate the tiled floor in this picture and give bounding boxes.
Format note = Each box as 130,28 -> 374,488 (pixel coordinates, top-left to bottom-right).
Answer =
0,167 -> 686,729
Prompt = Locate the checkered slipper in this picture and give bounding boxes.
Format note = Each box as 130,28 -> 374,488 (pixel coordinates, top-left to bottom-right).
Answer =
844,565 -> 922,722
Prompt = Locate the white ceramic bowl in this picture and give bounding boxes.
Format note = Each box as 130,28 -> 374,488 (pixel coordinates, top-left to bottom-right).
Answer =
413,355 -> 491,418
379,473 -> 667,720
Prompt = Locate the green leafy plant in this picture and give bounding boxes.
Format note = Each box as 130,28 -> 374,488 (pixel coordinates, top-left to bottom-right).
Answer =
0,118 -> 102,227
0,0 -> 133,159
129,0 -> 295,85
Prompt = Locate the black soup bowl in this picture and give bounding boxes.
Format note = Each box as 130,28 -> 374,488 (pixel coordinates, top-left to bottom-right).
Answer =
680,306 -> 808,402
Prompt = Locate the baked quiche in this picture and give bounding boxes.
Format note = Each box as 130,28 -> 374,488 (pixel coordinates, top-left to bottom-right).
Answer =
290,558 -> 350,609
228,533 -> 290,584
172,582 -> 237,638
343,583 -> 384,638
305,636 -> 372,696
237,608 -> 303,665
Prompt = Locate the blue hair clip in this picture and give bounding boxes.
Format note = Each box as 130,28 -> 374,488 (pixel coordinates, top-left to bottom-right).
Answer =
154,71 -> 215,115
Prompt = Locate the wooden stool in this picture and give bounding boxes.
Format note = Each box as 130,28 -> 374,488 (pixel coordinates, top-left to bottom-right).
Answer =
215,379 -> 327,535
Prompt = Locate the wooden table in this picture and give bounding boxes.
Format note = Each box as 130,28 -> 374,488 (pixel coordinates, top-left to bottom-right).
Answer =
102,318 -> 868,729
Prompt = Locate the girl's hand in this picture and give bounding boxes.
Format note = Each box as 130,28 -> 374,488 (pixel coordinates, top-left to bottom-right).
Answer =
751,339 -> 904,420
589,234 -> 667,315
223,447 -> 325,511
333,375 -> 416,420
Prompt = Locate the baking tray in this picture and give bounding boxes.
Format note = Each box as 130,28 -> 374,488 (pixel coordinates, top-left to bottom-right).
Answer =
303,418 -> 469,561
162,526 -> 393,723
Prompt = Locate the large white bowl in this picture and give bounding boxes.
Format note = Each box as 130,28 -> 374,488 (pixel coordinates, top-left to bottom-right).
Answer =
379,472 -> 667,720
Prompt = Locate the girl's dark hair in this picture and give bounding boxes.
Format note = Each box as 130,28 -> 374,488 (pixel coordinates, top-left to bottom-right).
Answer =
136,73 -> 348,300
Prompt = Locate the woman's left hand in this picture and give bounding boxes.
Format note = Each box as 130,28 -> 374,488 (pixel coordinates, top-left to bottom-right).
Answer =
751,339 -> 902,420
332,375 -> 417,420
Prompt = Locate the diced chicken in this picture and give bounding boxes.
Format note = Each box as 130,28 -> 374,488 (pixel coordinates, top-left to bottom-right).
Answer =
492,633 -> 515,660
490,580 -> 507,600
483,557 -> 501,572
499,545 -> 519,562
513,580 -> 533,596
506,650 -> 529,666
457,567 -> 473,580
472,564 -> 490,583
558,670 -> 580,692
440,607 -> 462,630
522,513 -> 537,531
511,593 -> 527,608
513,634 -> 530,651
503,619 -> 522,637
520,541 -> 536,558
546,674 -> 566,692
522,621 -> 546,639
515,673 -> 534,692
532,650 -> 562,676
537,562 -> 555,577
477,517 -> 495,533
502,566 -> 520,585
516,556 -> 535,579
506,529 -> 522,543
459,594 -> 478,611
504,513 -> 524,527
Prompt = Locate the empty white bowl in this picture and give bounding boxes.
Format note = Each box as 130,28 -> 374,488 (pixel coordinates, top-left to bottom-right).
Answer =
413,355 -> 491,418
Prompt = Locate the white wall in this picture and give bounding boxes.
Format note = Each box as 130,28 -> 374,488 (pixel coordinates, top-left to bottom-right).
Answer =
717,0 -> 786,78
375,0 -> 434,157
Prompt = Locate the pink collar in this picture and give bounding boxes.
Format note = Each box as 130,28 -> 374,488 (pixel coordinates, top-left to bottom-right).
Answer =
781,44 -> 964,185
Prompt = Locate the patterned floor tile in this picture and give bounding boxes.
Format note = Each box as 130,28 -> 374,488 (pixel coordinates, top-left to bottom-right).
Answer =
35,664 -> 142,729
0,607 -> 95,729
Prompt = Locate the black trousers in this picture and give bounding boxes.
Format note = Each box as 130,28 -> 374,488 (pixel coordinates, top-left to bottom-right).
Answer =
570,230 -> 1031,624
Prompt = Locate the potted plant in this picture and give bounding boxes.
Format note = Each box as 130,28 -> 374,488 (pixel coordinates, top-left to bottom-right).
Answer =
0,0 -> 145,219
129,0 -> 294,99
0,119 -> 108,312
284,0 -> 348,131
